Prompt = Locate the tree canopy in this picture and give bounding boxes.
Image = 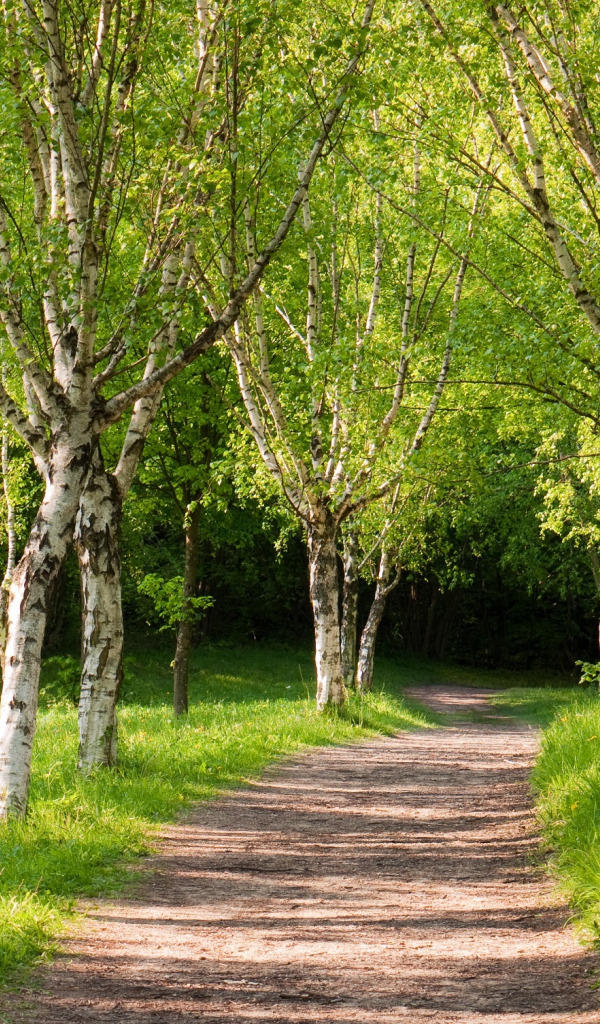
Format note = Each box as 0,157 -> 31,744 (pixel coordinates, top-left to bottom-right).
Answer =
0,0 -> 600,815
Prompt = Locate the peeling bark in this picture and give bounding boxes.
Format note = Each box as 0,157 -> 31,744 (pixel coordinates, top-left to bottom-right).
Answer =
307,509 -> 345,709
74,450 -> 123,770
0,438 -> 91,817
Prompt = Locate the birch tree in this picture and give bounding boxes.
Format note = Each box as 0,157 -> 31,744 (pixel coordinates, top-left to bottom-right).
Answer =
353,481 -> 433,691
74,0 -> 379,766
388,0 -> 600,641
222,135 -> 489,706
414,0 -> 600,431
0,0 -> 377,815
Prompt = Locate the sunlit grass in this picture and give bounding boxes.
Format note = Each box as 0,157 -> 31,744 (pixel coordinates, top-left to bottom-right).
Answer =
487,683 -> 600,945
488,686 -> 585,728
0,644 -> 433,984
528,691 -> 600,943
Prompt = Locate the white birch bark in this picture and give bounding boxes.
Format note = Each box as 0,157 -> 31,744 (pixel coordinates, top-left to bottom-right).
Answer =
340,527 -> 359,688
495,3 -> 600,190
0,0 -> 375,817
0,432 -> 92,817
76,246 -> 193,765
0,418 -> 17,671
422,0 -> 600,340
75,0 -> 368,758
0,0 -> 99,816
307,508 -> 346,709
74,451 -> 123,771
356,546 -> 397,691
75,0 -> 216,759
99,0 -> 378,427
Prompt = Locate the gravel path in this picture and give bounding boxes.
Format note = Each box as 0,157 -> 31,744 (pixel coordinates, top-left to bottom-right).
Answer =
3,685 -> 598,1023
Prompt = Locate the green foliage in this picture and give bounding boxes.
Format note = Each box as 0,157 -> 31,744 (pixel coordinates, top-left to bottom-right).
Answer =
38,656 -> 80,706
576,661 -> 600,689
0,645 -> 433,985
137,574 -> 214,631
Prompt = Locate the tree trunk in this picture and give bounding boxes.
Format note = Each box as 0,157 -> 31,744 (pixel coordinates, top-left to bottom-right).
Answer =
356,588 -> 387,692
357,547 -> 398,693
74,451 -> 124,771
423,580 -> 439,658
340,528 -> 359,688
0,441 -> 90,818
173,501 -> 201,716
307,509 -> 345,709
0,421 -> 16,672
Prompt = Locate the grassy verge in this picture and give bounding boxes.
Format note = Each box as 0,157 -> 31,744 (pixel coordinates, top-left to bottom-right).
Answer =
529,689 -> 600,944
487,683 -> 600,945
488,686 -> 586,728
0,644 -> 434,985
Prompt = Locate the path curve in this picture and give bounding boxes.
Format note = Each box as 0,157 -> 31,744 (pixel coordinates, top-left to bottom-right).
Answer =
3,686 -> 598,1023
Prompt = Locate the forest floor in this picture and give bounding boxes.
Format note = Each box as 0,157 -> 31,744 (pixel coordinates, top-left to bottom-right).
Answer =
1,685 -> 598,1024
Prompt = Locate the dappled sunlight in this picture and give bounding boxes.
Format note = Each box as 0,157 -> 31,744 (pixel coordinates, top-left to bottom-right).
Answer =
0,669 -> 426,979
5,687 -> 596,1023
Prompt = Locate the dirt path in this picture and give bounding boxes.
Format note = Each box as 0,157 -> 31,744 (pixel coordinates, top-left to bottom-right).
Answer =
3,686 -> 599,1023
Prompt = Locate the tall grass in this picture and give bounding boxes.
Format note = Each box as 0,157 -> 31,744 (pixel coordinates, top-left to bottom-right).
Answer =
528,691 -> 600,943
0,644 -> 433,983
486,683 -> 600,945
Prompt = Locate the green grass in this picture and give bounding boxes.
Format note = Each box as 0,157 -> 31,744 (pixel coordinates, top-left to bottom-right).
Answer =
526,689 -> 600,944
484,682 -> 600,946
5,645 -> 590,981
488,686 -> 585,728
0,644 -> 434,985
373,652 -> 570,692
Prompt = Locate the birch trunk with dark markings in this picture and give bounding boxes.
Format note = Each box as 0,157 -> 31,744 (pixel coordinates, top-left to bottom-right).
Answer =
0,432 -> 92,815
74,450 -> 123,770
75,251 -> 185,767
73,0 -> 368,757
307,508 -> 346,709
357,546 -> 398,692
0,0 -> 375,812
173,500 -> 201,716
340,528 -> 359,688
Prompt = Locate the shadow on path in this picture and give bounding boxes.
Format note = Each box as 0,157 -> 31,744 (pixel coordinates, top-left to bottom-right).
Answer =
3,685 -> 598,1023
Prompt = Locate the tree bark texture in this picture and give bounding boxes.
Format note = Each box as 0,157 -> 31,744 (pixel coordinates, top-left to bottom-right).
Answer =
0,0 -> 376,816
356,589 -> 387,692
173,501 -> 201,716
0,421 -> 16,671
340,529 -> 359,688
357,548 -> 397,692
307,510 -> 345,709
0,439 -> 90,817
74,451 -> 123,771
